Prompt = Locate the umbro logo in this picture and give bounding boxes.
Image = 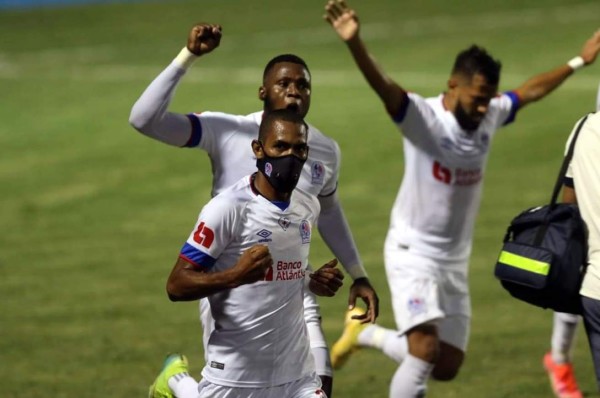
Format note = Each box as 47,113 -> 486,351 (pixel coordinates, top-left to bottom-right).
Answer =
257,229 -> 272,243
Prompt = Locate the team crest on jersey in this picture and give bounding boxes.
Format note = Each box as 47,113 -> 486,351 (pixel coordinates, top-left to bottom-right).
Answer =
265,162 -> 273,177
407,297 -> 427,316
257,229 -> 272,243
278,217 -> 291,231
311,161 -> 324,185
299,220 -> 311,244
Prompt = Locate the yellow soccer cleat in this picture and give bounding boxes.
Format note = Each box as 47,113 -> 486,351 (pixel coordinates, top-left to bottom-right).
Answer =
330,307 -> 368,370
148,353 -> 189,398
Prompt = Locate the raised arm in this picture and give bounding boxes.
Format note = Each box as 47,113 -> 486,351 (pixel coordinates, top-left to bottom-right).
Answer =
513,30 -> 600,108
128,24 -> 222,146
324,0 -> 406,117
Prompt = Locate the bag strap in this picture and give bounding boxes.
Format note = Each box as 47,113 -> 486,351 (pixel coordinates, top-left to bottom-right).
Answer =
531,115 -> 590,246
548,114 -> 590,207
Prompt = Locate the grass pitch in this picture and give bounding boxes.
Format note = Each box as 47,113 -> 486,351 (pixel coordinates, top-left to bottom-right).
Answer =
1,0 -> 600,396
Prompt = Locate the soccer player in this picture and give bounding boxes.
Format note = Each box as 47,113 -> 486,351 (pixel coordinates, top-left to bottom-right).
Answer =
323,0 -> 600,396
160,109 -> 344,397
129,23 -> 379,397
543,82 -> 600,398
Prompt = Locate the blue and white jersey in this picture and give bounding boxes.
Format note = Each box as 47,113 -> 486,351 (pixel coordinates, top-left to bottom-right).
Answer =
186,111 -> 340,199
387,92 -> 519,263
180,175 -> 320,387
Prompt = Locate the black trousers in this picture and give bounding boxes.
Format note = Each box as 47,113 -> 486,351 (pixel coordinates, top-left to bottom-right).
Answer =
582,295 -> 600,390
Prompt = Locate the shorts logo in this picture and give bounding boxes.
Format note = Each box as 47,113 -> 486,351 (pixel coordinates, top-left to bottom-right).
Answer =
257,229 -> 272,243
481,133 -> 489,147
209,361 -> 225,370
408,297 -> 426,316
278,217 -> 291,231
265,162 -> 273,177
311,161 -> 325,185
299,220 -> 311,244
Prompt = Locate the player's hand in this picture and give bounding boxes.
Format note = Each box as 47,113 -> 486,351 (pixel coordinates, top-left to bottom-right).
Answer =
580,29 -> 600,65
324,0 -> 359,42
233,244 -> 272,285
187,23 -> 222,56
309,259 -> 344,296
347,278 -> 379,324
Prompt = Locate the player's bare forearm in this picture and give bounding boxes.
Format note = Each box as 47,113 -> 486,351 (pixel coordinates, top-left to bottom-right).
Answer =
325,0 -> 406,116
166,257 -> 242,301
345,36 -> 406,116
513,65 -> 574,107
515,29 -> 600,107
167,245 -> 272,301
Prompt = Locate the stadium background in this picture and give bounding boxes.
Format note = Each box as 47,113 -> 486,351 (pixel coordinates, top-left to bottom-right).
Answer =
1,0 -> 600,396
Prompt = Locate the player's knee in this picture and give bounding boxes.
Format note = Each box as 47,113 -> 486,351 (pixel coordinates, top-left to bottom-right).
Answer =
406,324 -> 440,363
431,342 -> 464,381
431,365 -> 459,381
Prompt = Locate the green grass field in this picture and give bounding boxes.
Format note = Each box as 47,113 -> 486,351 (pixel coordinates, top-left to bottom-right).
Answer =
2,0 -> 600,396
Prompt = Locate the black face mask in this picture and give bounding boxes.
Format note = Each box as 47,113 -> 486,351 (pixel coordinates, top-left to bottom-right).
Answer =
256,151 -> 306,194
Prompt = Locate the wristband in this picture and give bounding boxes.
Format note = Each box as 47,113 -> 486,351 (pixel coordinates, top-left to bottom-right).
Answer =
174,47 -> 199,70
567,56 -> 585,71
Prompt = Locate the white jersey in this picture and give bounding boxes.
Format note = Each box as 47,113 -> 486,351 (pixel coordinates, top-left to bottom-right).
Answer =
388,92 -> 519,263
187,111 -> 340,198
180,176 -> 321,387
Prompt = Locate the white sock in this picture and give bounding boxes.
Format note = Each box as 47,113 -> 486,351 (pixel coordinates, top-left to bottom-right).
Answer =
168,373 -> 199,398
358,324 -> 408,364
551,312 -> 580,364
390,354 -> 434,398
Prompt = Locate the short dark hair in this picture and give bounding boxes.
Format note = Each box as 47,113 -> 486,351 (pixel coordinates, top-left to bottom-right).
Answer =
263,54 -> 310,82
452,45 -> 502,85
258,109 -> 308,142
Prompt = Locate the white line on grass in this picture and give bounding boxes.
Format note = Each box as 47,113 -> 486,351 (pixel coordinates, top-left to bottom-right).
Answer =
1,64 -> 599,91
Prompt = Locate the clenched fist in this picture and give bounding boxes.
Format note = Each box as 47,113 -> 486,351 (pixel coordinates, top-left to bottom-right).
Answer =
187,23 -> 222,56
233,244 -> 273,286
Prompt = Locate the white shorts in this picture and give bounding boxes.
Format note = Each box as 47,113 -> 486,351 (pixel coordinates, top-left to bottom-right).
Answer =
384,240 -> 471,351
197,374 -> 326,398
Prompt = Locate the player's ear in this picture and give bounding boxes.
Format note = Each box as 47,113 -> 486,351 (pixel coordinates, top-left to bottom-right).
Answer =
252,139 -> 264,158
447,77 -> 458,90
258,86 -> 267,101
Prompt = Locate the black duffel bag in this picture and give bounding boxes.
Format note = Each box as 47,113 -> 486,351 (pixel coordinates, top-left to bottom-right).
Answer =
495,203 -> 587,313
494,115 -> 590,314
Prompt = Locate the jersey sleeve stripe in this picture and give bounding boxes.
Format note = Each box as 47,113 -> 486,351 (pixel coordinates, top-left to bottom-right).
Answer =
180,242 -> 217,268
183,114 -> 202,148
390,92 -> 410,124
502,91 -> 521,126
